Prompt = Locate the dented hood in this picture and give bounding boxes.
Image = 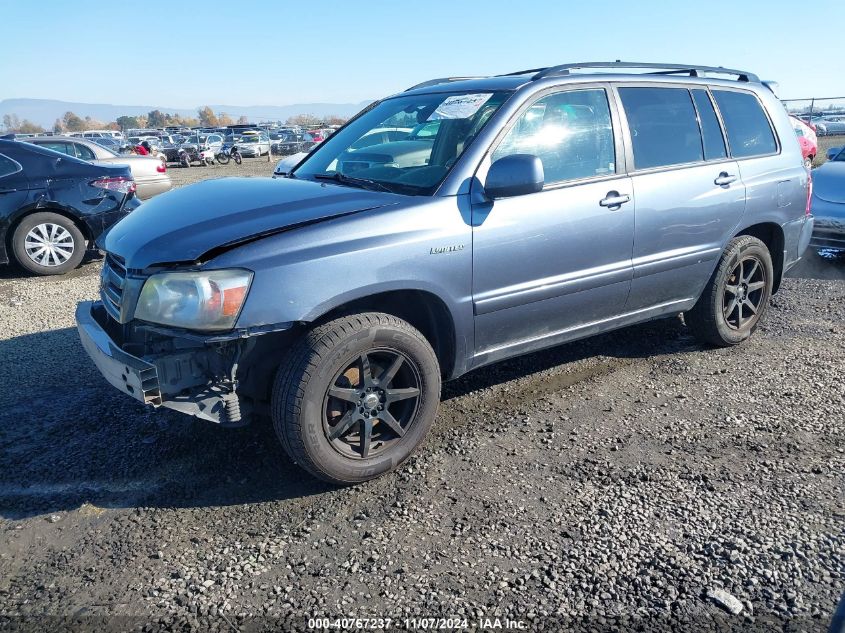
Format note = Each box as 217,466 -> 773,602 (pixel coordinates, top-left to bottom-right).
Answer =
103,177 -> 401,269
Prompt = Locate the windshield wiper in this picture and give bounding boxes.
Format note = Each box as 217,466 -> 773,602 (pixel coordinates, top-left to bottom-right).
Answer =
313,172 -> 394,193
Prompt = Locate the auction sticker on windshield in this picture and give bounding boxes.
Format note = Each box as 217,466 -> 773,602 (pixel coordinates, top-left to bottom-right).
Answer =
428,93 -> 493,120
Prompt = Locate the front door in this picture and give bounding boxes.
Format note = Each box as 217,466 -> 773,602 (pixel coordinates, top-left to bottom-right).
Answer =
471,86 -> 635,362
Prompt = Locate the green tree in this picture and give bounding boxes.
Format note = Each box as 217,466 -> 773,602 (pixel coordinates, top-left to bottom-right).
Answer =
116,115 -> 140,130
62,111 -> 85,132
147,110 -> 168,128
197,106 -> 218,127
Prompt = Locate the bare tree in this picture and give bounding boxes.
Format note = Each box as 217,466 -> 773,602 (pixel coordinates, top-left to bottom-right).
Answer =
286,113 -> 321,127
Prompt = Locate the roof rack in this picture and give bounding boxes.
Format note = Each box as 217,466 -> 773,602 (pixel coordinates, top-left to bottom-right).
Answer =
405,62 -> 759,94
405,77 -> 483,91
523,61 -> 759,83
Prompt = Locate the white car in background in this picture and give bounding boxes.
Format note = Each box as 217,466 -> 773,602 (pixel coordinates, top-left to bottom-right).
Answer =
235,132 -> 271,157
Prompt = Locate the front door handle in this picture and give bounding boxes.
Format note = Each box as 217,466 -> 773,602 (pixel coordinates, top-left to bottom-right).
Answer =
599,191 -> 631,208
715,172 -> 738,186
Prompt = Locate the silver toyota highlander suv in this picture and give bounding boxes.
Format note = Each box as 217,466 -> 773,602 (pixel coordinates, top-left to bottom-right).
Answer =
76,62 -> 814,484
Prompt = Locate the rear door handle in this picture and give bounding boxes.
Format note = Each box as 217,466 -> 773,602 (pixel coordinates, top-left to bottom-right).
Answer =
599,191 -> 631,208
715,172 -> 738,186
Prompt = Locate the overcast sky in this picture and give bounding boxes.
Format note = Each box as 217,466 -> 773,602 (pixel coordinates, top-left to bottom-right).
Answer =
2,0 -> 843,107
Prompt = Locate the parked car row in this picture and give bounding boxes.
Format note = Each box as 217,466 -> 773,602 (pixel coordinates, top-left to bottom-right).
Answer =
808,115 -> 845,136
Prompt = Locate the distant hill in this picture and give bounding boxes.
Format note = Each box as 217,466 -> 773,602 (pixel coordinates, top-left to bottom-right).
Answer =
0,98 -> 374,128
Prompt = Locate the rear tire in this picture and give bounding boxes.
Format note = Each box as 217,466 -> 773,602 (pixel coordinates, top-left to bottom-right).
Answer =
216,152 -> 230,165
12,212 -> 86,275
271,312 -> 441,485
685,235 -> 773,347
804,156 -> 813,170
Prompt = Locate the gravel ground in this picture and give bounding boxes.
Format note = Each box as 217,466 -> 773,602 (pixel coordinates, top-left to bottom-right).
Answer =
165,155 -> 277,188
0,169 -> 843,632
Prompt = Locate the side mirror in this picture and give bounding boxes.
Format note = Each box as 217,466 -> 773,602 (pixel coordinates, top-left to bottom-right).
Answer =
826,147 -> 842,161
485,154 -> 544,199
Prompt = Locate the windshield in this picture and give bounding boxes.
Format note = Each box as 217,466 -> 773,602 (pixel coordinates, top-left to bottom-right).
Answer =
292,90 -> 510,195
832,147 -> 845,162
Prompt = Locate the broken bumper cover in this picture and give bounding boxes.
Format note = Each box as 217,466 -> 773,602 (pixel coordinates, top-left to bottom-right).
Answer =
76,301 -> 241,424
77,301 -> 162,406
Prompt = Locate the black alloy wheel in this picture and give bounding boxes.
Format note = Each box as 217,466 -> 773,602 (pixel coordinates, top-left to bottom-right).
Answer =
722,254 -> 768,330
323,349 -> 421,459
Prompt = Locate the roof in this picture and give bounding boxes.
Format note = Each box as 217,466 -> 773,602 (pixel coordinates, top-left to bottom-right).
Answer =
402,61 -> 761,96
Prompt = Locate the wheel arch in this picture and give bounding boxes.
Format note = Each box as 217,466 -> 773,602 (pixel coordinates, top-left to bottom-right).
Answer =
6,205 -> 94,254
734,221 -> 785,293
6,206 -> 94,246
314,289 -> 458,380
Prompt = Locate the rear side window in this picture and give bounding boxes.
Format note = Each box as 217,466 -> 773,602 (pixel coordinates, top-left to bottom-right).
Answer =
493,88 -> 616,184
618,87 -> 702,169
0,154 -> 22,178
691,89 -> 727,161
712,90 -> 777,158
38,141 -> 74,156
74,143 -> 96,161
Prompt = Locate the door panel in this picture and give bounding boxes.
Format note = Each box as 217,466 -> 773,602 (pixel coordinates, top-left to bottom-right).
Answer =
626,162 -> 745,310
470,85 -> 635,357
472,176 -> 635,354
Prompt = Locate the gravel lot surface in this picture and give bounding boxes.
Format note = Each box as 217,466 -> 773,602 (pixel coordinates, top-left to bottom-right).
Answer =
0,167 -> 843,632
165,155 -> 277,188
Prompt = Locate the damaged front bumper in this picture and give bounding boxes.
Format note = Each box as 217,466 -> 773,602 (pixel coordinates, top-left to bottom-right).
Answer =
809,198 -> 845,250
809,218 -> 845,250
76,301 -> 255,425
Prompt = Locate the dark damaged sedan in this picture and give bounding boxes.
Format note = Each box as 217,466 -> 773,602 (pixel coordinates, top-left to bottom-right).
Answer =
0,138 -> 139,275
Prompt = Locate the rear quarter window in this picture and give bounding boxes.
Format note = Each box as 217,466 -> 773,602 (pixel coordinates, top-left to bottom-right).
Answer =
0,153 -> 22,178
712,90 -> 777,158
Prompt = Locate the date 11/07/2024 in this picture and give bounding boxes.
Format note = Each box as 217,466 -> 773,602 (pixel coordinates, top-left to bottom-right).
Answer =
307,617 -> 528,630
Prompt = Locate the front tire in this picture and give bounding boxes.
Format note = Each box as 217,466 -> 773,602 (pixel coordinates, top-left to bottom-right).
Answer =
12,212 -> 86,275
216,152 -> 230,165
272,313 -> 441,485
685,235 -> 773,347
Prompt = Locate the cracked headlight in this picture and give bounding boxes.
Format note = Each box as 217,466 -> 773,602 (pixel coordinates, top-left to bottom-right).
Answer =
134,269 -> 253,331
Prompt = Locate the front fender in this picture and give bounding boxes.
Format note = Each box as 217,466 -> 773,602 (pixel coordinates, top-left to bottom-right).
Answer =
210,196 -> 475,376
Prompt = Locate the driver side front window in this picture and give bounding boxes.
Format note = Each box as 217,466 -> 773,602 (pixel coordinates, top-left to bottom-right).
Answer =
492,89 -> 616,185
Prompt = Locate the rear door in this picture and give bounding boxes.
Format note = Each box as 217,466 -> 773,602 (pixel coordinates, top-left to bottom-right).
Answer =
616,85 -> 746,311
471,85 -> 635,359
0,152 -> 30,264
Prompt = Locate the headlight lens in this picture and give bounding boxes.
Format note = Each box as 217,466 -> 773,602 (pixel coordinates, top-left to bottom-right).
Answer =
134,269 -> 253,331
